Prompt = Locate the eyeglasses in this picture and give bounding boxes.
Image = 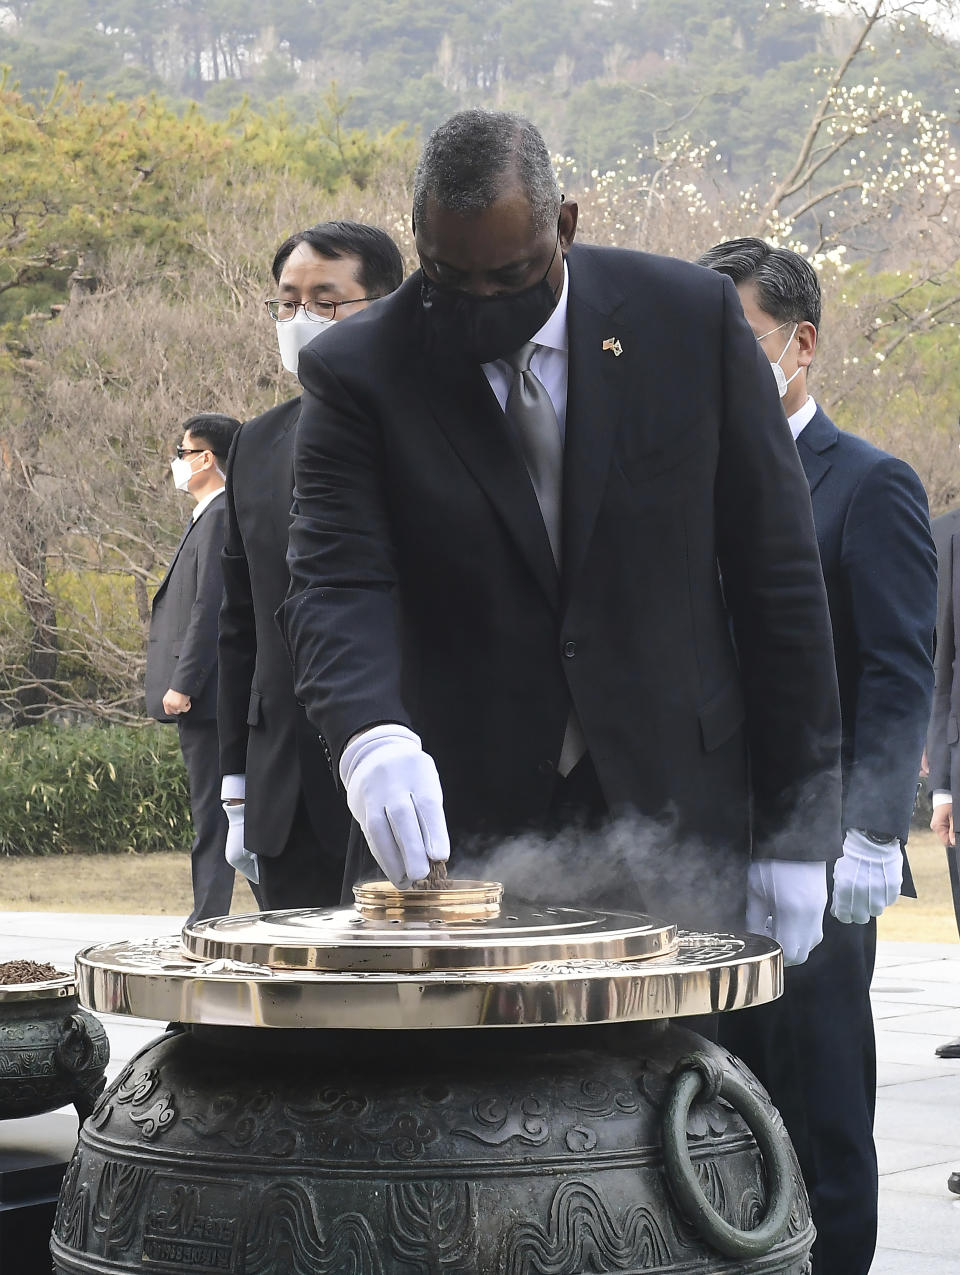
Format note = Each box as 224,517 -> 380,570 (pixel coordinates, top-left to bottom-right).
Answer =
265,297 -> 374,322
175,446 -> 205,460
755,320 -> 793,342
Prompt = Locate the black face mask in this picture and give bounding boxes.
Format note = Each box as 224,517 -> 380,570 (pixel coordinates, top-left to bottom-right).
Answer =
420,235 -> 561,364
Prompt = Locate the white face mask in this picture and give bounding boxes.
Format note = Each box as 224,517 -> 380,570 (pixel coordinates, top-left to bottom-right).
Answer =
276,311 -> 334,375
170,455 -> 198,492
758,321 -> 800,399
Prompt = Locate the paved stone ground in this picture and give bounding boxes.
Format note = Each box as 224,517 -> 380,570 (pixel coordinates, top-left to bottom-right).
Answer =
871,941 -> 960,1273
1,913 -> 958,1271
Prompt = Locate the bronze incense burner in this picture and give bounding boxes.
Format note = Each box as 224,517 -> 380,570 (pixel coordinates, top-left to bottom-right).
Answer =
52,881 -> 813,1273
0,969 -> 108,1125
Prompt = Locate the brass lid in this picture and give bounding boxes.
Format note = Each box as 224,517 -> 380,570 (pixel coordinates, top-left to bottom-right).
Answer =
0,971 -> 74,1003
74,880 -> 782,1029
354,879 -> 504,919
75,930 -> 780,1029
180,885 -> 678,974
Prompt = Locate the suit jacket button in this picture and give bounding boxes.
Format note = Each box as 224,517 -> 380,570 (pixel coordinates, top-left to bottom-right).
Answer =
563,640 -> 577,658
538,759 -> 555,776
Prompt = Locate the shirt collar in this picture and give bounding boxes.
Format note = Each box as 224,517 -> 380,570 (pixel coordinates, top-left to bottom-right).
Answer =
530,258 -> 569,352
787,395 -> 817,442
192,486 -> 224,521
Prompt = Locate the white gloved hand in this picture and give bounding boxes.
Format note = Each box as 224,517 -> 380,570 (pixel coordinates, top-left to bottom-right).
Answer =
747,859 -> 828,966
830,829 -> 901,925
339,724 -> 450,889
222,801 -> 260,885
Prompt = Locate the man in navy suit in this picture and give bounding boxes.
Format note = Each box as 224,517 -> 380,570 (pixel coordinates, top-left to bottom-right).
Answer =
699,238 -> 937,1275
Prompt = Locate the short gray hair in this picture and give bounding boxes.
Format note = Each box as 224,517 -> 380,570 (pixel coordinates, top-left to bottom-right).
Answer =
413,110 -> 561,234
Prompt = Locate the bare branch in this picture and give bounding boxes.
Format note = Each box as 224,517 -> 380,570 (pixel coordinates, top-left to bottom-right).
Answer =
754,0 -> 885,230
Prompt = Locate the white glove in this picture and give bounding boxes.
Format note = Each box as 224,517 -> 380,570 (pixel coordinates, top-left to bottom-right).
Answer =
339,724 -> 450,889
746,859 -> 828,966
222,801 -> 260,885
830,829 -> 901,925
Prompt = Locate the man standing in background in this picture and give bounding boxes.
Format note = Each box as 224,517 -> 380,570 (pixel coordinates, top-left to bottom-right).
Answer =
699,238 -> 937,1275
926,497 -> 960,1069
217,221 -> 404,907
146,412 -> 244,924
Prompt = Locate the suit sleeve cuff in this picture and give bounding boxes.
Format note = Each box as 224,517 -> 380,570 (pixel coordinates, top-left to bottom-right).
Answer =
932,790 -> 952,808
221,774 -> 246,800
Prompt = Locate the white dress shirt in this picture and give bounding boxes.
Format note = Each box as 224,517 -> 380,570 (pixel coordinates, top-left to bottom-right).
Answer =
787,394 -> 817,442
192,485 -> 225,521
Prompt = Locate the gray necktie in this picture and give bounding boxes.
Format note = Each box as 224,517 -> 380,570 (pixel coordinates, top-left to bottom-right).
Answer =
505,342 -> 563,567
504,341 -> 585,776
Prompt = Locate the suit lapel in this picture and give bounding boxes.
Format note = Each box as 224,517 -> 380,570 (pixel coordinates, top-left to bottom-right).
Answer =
154,490 -> 225,604
796,406 -> 838,496
153,515 -> 197,602
561,255 -> 628,607
797,444 -> 830,495
271,400 -> 301,546
419,336 -> 560,609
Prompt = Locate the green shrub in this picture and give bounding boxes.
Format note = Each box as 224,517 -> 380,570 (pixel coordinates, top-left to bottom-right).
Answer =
0,723 -> 191,855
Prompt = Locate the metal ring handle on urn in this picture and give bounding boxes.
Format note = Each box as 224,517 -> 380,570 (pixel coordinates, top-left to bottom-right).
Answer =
661,1051 -> 793,1259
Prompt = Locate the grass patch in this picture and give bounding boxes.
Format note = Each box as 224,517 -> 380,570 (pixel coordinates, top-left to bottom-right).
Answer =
0,722 -> 190,855
0,851 -> 259,916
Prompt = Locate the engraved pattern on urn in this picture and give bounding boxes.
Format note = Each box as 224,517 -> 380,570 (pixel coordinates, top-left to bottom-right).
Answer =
387,1180 -> 479,1271
499,1179 -> 671,1274
92,1162 -> 151,1258
244,1181 -> 384,1275
454,1093 -> 550,1148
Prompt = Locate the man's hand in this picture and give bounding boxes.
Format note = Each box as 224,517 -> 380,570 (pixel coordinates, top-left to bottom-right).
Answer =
340,724 -> 450,889
931,799 -> 954,848
221,800 -> 259,885
831,829 -> 902,925
162,688 -> 191,715
746,859 -> 828,966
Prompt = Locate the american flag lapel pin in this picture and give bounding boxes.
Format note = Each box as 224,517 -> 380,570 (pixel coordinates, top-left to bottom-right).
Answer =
602,337 -> 623,357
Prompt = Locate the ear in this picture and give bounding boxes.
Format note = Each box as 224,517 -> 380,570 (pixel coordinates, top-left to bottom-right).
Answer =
559,200 -> 578,252
797,321 -> 817,368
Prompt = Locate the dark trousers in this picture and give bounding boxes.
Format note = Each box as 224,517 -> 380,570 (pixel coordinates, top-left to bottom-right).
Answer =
540,755 -> 745,932
178,717 -> 237,925
720,902 -> 878,1275
257,795 -> 347,910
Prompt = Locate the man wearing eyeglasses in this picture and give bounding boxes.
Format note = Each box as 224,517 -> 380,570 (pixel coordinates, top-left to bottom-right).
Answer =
217,221 -> 404,908
146,413 -> 244,924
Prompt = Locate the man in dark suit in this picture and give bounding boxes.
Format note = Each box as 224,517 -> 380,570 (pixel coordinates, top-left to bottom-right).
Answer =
217,222 -> 404,908
280,110 -> 843,959
926,501 -> 960,1062
146,413 -> 244,924
699,238 -> 937,1275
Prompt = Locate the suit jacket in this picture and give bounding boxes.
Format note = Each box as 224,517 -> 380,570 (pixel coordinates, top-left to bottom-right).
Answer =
145,492 -> 226,723
796,407 -> 936,868
926,505 -> 960,795
280,243 -> 843,875
218,398 -> 349,859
